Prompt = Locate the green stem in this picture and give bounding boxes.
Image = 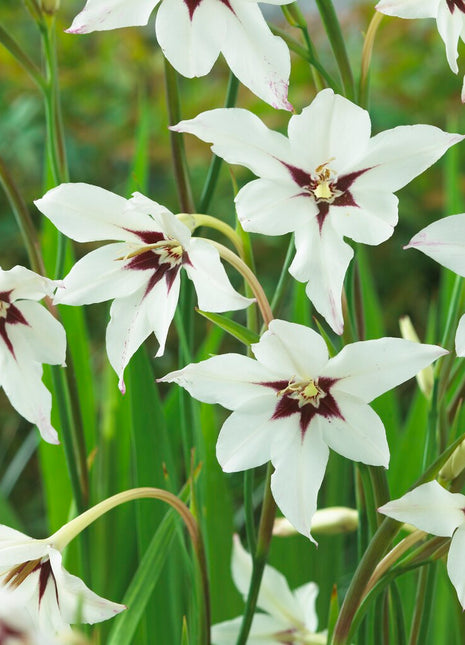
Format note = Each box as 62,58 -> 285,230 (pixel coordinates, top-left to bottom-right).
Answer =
164,59 -> 195,213
199,72 -> 239,213
0,155 -> 45,276
270,25 -> 341,93
408,567 -> 430,645
235,464 -> 276,645
0,23 -> 45,91
270,236 -> 294,316
314,0 -> 355,100
331,518 -> 400,644
244,470 -> 257,556
359,12 -> 384,108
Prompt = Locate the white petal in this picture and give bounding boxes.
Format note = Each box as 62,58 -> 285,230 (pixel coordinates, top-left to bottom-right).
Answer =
231,536 -> 304,625
320,393 -> 389,468
220,0 -> 292,110
437,1 -> 463,73
8,301 -> 66,366
0,529 -> 47,570
48,548 -> 126,624
54,244 -> 148,306
172,108 -> 294,179
106,277 -> 179,391
293,582 -> 319,633
324,338 -> 447,403
406,213 -> 465,277
356,125 -> 464,192
287,89 -> 371,174
0,266 -> 56,301
211,614 -> 287,645
35,184 -> 155,243
455,313 -> 465,356
378,480 -> 465,536
129,194 -> 192,247
66,0 -> 156,33
1,355 -> 59,444
159,353 -> 279,409
252,319 -> 329,380
447,524 -> 465,609
156,0 -> 225,77
290,220 -> 354,335
332,186 -> 398,245
216,395 -> 286,471
185,239 -> 253,311
271,422 -> 330,541
236,178 -> 317,235
375,0 -> 438,19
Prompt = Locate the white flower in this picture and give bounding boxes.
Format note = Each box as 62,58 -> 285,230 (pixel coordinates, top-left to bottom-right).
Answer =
379,480 -> 465,609
0,524 -> 125,635
0,265 -> 66,444
376,0 -> 465,99
160,319 -> 446,539
211,535 -> 326,644
34,184 -> 252,392
405,213 -> 465,356
172,89 -> 463,333
66,0 -> 292,110
0,587 -> 58,644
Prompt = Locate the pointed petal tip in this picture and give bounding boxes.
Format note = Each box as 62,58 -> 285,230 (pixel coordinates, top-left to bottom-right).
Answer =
118,378 -> 126,395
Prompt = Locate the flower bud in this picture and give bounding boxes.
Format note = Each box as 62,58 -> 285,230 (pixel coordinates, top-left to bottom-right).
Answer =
273,507 -> 358,537
399,316 -> 434,398
440,438 -> 465,481
40,0 -> 60,15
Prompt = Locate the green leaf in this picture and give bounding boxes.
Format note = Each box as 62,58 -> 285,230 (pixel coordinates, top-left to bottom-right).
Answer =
196,309 -> 260,346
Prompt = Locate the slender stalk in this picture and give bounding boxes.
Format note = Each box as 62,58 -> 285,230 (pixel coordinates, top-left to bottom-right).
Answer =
235,464 -> 276,645
164,59 -> 195,213
314,0 -> 355,100
408,568 -> 429,645
244,470 -> 257,556
270,236 -> 294,315
331,518 -> 400,644
199,72 -> 239,213
207,241 -> 273,327
0,24 -> 45,91
359,12 -> 384,108
0,156 -> 45,276
186,214 -> 245,258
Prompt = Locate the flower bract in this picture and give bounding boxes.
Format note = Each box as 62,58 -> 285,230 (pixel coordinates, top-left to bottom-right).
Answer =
376,0 -> 465,99
379,480 -> 465,609
406,212 -> 465,356
160,319 -> 446,539
35,184 -> 252,392
0,265 -> 66,444
172,89 -> 463,333
211,535 -> 326,644
0,525 -> 125,635
66,0 -> 292,110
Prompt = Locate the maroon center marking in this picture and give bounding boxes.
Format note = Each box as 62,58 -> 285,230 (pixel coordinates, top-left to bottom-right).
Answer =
124,230 -> 191,297
447,0 -> 465,13
183,0 -> 235,20
0,623 -> 25,641
261,377 -> 342,437
283,163 -> 371,231
0,291 -> 30,359
38,559 -> 59,607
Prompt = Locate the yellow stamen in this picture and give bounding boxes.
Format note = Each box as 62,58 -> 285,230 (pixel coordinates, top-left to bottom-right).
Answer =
0,301 -> 10,319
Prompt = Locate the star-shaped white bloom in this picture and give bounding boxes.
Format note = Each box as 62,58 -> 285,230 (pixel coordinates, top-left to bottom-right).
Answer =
172,88 -> 463,333
379,480 -> 465,609
66,0 -> 292,111
160,319 -> 446,539
35,184 -> 252,392
0,266 -> 66,445
212,535 -> 326,644
405,213 -> 465,356
0,524 -> 125,635
376,0 -> 465,99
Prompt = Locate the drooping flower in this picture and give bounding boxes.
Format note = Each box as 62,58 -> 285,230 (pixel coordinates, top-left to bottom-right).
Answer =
211,535 -> 326,645
0,587 -> 61,644
172,88 -> 463,333
376,0 -> 465,99
0,524 -> 125,635
160,319 -> 446,539
405,213 -> 465,356
379,480 -> 465,609
66,0 -> 292,111
0,265 -> 66,444
35,184 -> 252,392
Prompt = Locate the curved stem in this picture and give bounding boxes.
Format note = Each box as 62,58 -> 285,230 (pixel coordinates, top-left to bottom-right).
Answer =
359,12 -> 384,108
51,486 -> 211,644
207,240 -> 273,327
182,213 -> 245,258
0,24 -> 45,91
